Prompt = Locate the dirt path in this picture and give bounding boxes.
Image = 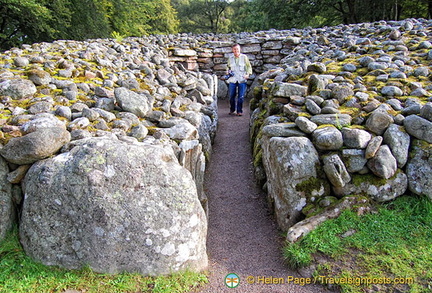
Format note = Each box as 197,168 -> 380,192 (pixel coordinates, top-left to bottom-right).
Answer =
193,99 -> 329,293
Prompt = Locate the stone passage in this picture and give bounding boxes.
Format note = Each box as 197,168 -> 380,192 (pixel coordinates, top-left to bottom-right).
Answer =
197,100 -> 324,293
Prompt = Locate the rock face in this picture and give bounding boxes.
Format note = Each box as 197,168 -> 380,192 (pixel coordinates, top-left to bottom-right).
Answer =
20,137 -> 208,275
404,115 -> 432,143
114,87 -> 154,118
367,145 -> 398,179
0,79 -> 37,99
333,171 -> 408,202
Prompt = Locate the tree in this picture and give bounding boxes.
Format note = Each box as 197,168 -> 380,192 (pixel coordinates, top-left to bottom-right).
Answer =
0,0 -> 179,50
0,0 -> 111,50
228,0 -> 268,32
107,0 -> 178,36
173,0 -> 231,33
235,0 -> 432,32
64,0 -> 111,40
0,0 -> 63,49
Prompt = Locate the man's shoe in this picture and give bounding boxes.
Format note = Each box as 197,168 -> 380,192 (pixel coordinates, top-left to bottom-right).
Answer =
237,113 -> 243,116
229,111 -> 236,115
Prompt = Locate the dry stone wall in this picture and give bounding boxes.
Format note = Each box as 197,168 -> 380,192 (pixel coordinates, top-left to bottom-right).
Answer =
246,19 -> 432,241
165,31 -> 303,75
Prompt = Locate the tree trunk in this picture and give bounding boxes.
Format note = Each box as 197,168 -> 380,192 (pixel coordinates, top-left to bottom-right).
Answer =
345,0 -> 358,23
429,0 -> 432,18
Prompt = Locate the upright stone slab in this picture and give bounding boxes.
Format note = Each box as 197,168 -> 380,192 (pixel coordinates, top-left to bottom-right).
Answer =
20,137 -> 208,275
406,140 -> 432,200
0,156 -> 14,242
261,136 -> 328,231
383,124 -> 410,168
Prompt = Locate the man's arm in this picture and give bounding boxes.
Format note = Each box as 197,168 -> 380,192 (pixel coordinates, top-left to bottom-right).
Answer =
227,56 -> 232,73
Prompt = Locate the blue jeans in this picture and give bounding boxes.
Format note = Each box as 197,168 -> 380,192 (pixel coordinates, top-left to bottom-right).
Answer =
229,82 -> 247,114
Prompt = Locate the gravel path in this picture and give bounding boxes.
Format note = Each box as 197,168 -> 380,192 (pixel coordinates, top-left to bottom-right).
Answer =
193,99 -> 330,293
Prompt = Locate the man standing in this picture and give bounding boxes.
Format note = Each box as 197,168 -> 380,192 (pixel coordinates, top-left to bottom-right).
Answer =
225,44 -> 252,116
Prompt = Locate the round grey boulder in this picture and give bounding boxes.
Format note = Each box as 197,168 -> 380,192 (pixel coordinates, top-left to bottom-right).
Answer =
20,137 -> 208,275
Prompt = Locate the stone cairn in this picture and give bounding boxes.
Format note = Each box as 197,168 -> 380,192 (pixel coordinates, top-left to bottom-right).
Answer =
0,38 -> 217,275
0,17 -> 431,274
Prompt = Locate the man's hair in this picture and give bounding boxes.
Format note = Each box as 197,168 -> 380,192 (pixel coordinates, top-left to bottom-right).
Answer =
232,43 -> 240,48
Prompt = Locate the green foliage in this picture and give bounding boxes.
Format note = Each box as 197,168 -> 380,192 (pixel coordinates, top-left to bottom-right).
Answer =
226,0 -> 432,31
65,0 -> 111,40
0,228 -> 207,293
283,195 -> 432,292
111,31 -> 124,42
0,0 -> 179,50
173,0 -> 231,33
2,0 -> 431,49
0,0 -> 64,49
109,0 -> 178,36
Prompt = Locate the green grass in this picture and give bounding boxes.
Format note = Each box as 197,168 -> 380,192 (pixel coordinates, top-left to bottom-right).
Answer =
0,229 -> 207,293
283,195 -> 432,293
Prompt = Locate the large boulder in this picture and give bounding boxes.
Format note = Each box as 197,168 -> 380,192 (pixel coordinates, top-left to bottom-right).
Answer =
20,137 -> 208,275
312,126 -> 343,151
261,122 -> 307,138
383,124 -> 410,168
341,127 -> 372,149
271,82 -> 307,97
366,110 -> 394,135
367,145 -> 397,179
261,136 -> 329,231
160,120 -> 198,141
322,154 -> 351,188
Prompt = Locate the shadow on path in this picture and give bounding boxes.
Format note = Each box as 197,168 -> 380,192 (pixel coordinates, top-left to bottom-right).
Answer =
193,99 -> 329,293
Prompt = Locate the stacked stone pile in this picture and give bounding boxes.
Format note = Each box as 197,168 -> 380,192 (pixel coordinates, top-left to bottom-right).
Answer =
162,18 -> 432,78
249,19 -> 432,240
0,38 -> 217,274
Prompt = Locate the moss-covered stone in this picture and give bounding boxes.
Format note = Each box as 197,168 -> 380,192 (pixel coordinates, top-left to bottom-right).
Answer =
295,175 -> 330,200
351,172 -> 388,187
